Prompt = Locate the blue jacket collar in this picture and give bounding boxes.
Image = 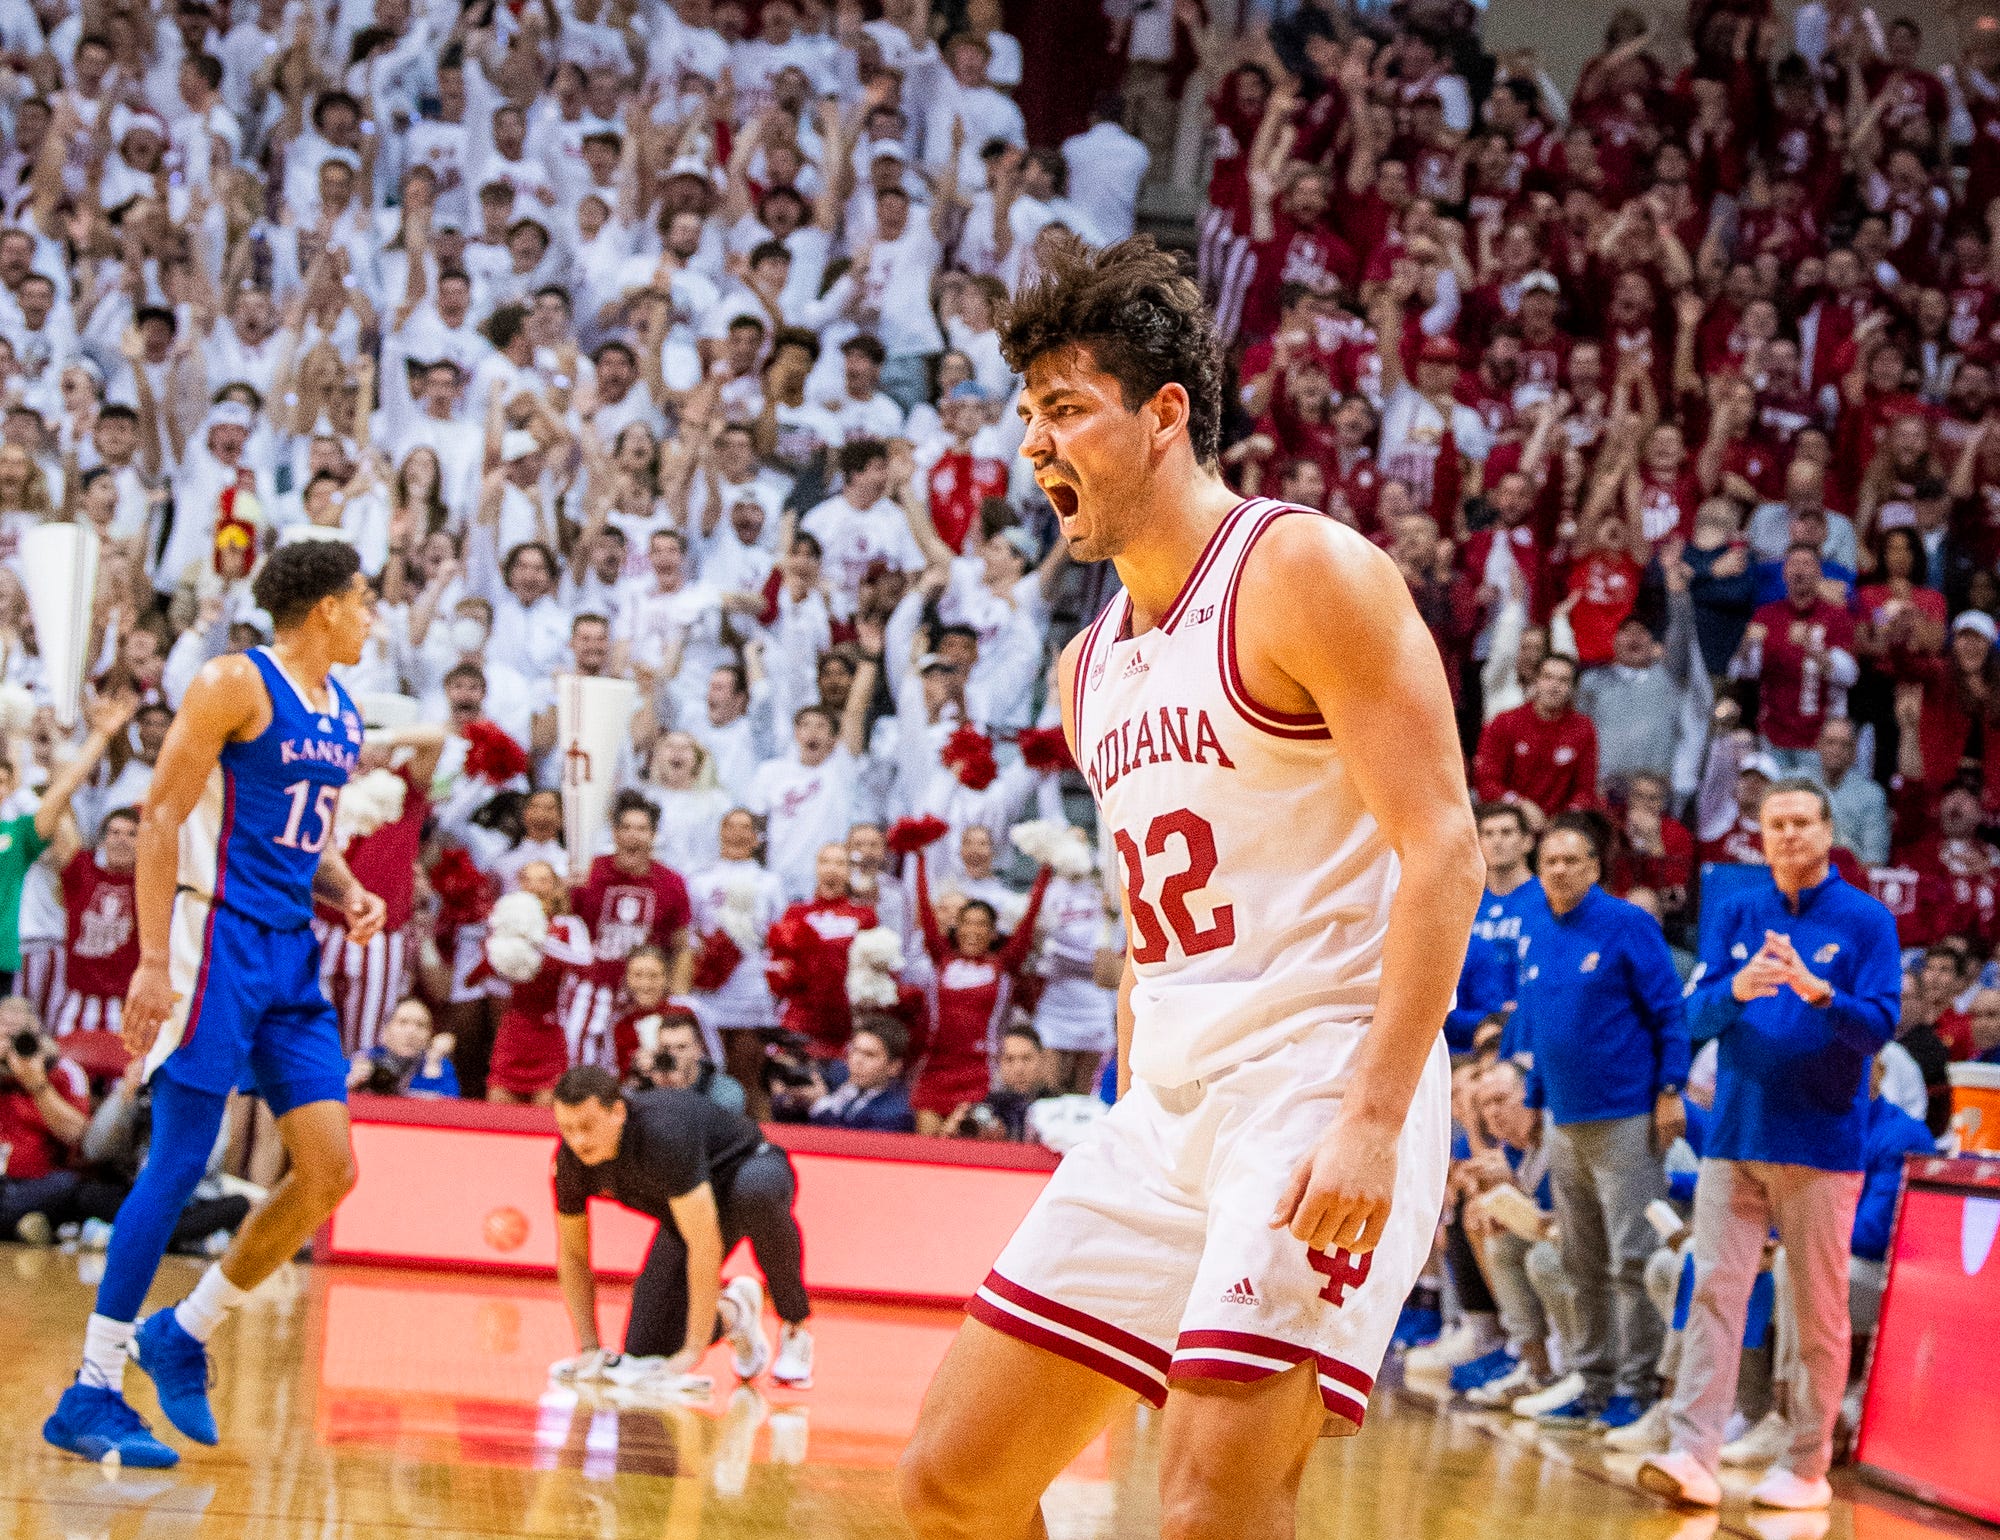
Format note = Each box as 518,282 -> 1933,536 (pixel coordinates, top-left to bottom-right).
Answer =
1776,866 -> 1842,916
1550,885 -> 1606,925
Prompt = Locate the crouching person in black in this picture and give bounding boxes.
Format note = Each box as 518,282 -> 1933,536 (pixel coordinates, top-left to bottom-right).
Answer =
548,1066 -> 816,1391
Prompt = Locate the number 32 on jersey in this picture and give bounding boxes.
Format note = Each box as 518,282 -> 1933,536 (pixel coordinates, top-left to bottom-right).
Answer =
1113,809 -> 1235,965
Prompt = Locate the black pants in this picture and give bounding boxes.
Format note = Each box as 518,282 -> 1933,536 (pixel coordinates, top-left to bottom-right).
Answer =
0,1171 -> 124,1234
1446,1215 -> 1498,1314
623,1144 -> 811,1358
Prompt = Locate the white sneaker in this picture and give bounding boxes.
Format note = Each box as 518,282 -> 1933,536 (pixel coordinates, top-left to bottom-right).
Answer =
720,1276 -> 771,1381
1466,1360 -> 1539,1409
1603,1397 -> 1672,1453
1405,1318 -> 1496,1375
1748,1469 -> 1833,1510
1722,1408 -> 1791,1467
1510,1371 -> 1587,1420
1637,1450 -> 1722,1509
771,1323 -> 813,1388
600,1354 -> 670,1387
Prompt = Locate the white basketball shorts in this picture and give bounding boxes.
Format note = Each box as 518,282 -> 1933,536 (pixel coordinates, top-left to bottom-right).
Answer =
972,1024 -> 1450,1430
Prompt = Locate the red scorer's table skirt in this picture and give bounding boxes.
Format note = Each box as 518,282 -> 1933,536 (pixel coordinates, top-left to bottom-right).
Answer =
326,1094 -> 1060,1306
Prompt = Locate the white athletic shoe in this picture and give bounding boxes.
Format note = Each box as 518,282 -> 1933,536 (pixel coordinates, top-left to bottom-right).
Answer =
1405,1318 -> 1497,1375
600,1354 -> 670,1387
1637,1450 -> 1723,1509
1465,1360 -> 1539,1410
721,1276 -> 771,1381
1602,1397 -> 1672,1453
1722,1409 -> 1791,1467
771,1324 -> 814,1388
1509,1371 -> 1587,1420
1748,1469 -> 1833,1511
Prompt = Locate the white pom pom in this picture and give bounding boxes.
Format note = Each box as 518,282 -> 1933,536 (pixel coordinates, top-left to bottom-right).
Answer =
714,869 -> 766,951
486,932 -> 544,982
489,890 -> 551,945
846,925 -> 905,1009
334,767 -> 406,849
849,926 -> 905,972
1010,819 -> 1093,880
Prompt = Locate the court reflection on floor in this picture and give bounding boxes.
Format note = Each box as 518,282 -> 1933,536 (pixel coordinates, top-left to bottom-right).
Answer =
0,1253 -> 1972,1540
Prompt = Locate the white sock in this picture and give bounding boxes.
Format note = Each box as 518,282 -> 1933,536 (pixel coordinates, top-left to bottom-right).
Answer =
174,1264 -> 250,1344
79,1314 -> 134,1391
716,1293 -> 741,1334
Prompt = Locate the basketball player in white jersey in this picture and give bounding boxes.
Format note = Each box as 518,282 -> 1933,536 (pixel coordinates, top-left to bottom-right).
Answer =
898,237 -> 1483,1538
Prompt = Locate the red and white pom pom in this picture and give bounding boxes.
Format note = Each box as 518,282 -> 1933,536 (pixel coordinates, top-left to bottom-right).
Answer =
846,926 -> 906,1009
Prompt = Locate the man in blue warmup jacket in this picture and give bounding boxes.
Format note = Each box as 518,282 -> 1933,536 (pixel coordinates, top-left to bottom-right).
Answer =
1509,813 -> 1690,1431
1640,779 -> 1900,1514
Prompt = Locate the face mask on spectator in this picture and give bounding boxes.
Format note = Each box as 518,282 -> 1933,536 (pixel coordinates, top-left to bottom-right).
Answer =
451,617 -> 488,654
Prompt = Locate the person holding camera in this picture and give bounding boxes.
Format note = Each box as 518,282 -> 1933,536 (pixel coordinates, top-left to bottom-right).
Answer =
346,1000 -> 459,1099
0,998 -> 116,1244
628,1003 -> 749,1117
940,1024 -> 1051,1141
548,1065 -> 815,1391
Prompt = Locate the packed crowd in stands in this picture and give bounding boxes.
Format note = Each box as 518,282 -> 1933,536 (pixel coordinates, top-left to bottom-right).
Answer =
0,0 -> 1994,1475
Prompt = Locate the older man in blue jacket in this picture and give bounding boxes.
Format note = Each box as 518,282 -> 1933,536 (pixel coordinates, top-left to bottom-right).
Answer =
1509,813 -> 1690,1430
1640,778 -> 1900,1514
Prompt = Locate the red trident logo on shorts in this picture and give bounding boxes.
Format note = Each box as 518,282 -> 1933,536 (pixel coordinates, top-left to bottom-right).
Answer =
1308,1245 -> 1373,1307
563,740 -> 592,787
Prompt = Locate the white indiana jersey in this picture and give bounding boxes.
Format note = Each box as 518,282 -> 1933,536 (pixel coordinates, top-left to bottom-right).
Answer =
1073,498 -> 1398,1089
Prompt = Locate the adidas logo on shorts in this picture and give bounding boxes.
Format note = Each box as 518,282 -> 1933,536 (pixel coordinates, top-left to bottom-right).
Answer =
1221,1277 -> 1257,1306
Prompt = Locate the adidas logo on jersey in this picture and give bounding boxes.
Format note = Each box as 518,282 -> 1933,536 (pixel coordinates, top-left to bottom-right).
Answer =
1122,654 -> 1149,678
1221,1277 -> 1258,1306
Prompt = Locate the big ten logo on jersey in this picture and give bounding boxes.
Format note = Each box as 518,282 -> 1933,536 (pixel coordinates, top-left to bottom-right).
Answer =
1085,706 -> 1235,800
76,888 -> 134,959
595,887 -> 657,960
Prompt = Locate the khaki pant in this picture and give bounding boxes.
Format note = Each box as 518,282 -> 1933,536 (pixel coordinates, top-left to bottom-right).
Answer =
1667,1159 -> 1864,1481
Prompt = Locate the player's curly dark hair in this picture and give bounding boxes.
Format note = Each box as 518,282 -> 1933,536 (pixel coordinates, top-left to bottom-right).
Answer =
998,234 -> 1225,468
252,540 -> 362,631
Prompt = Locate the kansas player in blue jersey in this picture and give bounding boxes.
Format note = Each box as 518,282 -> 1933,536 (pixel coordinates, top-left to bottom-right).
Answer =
45,542 -> 387,1467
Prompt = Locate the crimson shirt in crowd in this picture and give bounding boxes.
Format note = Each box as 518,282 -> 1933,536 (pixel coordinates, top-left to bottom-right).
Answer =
571,856 -> 693,991
1565,551 -> 1641,664
767,896 -> 878,1058
60,852 -> 136,1002
320,767 -> 430,934
1751,598 -> 1858,750
0,1059 -> 87,1181
1472,703 -> 1600,816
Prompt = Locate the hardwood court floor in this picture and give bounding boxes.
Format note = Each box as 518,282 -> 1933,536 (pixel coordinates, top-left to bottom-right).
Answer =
0,1249 -> 1978,1540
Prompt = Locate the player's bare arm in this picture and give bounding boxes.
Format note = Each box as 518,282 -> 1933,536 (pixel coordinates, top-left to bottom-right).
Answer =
122,654 -> 269,1055
313,844 -> 387,945
1238,513 -> 1483,1256
1056,634 -> 1137,1098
